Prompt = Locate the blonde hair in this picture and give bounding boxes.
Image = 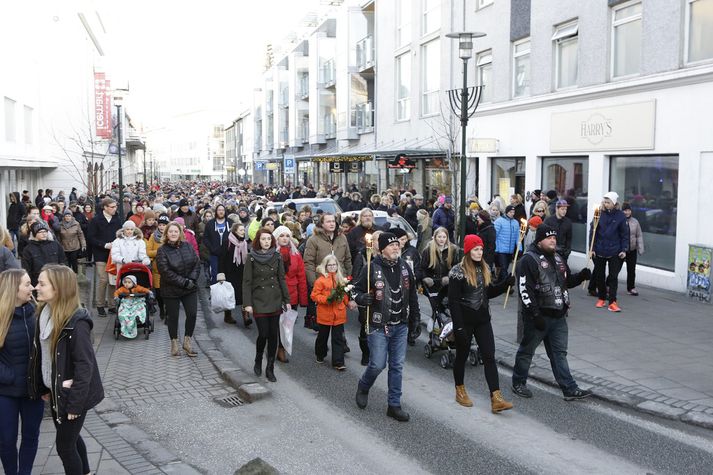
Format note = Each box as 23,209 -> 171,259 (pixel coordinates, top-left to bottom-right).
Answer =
36,265 -> 81,353
0,226 -> 14,251
461,253 -> 492,288
532,200 -> 550,217
316,254 -> 347,285
0,269 -> 31,348
161,222 -> 186,245
428,227 -> 456,269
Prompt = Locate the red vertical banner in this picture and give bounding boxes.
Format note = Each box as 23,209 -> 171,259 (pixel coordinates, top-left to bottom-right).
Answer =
94,72 -> 112,138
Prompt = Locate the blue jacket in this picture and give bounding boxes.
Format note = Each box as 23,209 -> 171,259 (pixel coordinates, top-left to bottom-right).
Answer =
0,303 -> 35,398
432,206 -> 456,241
591,208 -> 629,257
494,216 -> 521,254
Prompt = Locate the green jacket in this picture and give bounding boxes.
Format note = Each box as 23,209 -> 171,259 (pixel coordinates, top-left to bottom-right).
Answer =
242,249 -> 290,315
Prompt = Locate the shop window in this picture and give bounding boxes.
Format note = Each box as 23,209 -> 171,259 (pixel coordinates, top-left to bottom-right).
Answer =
552,21 -> 578,89
687,0 -> 713,63
491,157 -> 525,202
612,1 -> 642,78
541,157 -> 589,253
610,155 -> 678,271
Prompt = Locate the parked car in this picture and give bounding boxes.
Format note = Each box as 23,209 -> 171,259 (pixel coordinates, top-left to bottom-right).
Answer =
341,210 -> 417,248
268,198 -> 343,215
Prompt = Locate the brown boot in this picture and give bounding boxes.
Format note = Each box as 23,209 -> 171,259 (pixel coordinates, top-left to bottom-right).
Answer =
170,339 -> 180,357
277,347 -> 289,363
455,385 -> 473,407
242,309 -> 253,328
183,336 -> 197,357
224,310 -> 237,324
491,390 -> 513,413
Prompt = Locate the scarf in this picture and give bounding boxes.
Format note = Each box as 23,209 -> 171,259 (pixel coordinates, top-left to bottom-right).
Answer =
153,229 -> 163,243
60,218 -> 75,230
250,248 -> 276,265
228,232 -> 248,265
39,306 -> 53,389
279,245 -> 291,274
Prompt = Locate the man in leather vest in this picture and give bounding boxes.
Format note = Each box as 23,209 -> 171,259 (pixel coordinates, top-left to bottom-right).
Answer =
353,232 -> 420,422
511,224 -> 593,401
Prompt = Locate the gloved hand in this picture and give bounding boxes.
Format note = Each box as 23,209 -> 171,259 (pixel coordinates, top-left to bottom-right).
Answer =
533,314 -> 546,331
114,297 -> 121,306
441,276 -> 449,286
506,275 -> 516,287
356,293 -> 374,306
407,333 -> 416,346
422,277 -> 434,288
184,279 -> 197,290
579,268 -> 592,281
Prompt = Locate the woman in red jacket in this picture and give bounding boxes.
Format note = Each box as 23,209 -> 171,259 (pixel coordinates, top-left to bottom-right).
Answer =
273,226 -> 307,363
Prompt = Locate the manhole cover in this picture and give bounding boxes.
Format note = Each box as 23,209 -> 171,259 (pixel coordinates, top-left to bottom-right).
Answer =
215,394 -> 245,408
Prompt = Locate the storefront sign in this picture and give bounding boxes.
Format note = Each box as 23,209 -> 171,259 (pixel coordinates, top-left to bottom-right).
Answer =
347,162 -> 362,173
387,153 -> 417,169
329,162 -> 345,173
284,155 -> 295,173
94,72 -> 112,139
468,138 -> 499,153
550,100 -> 656,152
313,155 -> 373,163
266,162 -> 279,171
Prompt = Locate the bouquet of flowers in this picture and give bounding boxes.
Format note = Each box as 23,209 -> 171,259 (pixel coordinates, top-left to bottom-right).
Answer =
327,277 -> 354,303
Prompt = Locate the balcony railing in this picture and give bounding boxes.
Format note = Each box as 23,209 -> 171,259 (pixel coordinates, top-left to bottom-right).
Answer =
324,115 -> 336,139
298,120 -> 309,144
278,129 -> 289,148
322,59 -> 336,88
354,102 -> 374,134
266,96 -> 274,115
298,75 -> 309,99
356,34 -> 375,71
279,89 -> 289,109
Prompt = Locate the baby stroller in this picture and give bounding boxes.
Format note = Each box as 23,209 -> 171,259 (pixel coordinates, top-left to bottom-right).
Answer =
423,292 -> 481,369
114,263 -> 156,340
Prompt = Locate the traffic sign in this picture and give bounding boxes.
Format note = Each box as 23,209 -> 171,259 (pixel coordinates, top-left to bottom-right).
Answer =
284,155 -> 295,173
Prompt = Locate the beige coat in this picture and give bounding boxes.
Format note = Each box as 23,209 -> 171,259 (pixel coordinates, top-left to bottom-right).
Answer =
58,220 -> 86,252
303,227 -> 352,285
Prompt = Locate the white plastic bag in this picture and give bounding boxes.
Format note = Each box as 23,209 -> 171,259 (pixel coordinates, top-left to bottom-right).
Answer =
279,309 -> 299,355
210,281 -> 236,313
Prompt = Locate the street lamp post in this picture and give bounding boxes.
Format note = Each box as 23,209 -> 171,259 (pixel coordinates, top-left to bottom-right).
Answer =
113,90 -> 128,219
446,31 -> 486,246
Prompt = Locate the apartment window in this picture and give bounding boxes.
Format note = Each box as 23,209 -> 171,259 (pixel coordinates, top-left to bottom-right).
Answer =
421,39 -> 440,116
396,0 -> 412,49
553,21 -> 578,89
512,39 -> 530,97
476,50 -> 492,103
687,0 -> 713,63
612,2 -> 642,78
610,155 -> 678,271
542,157 -> 589,253
4,97 -> 16,142
24,106 -> 33,145
396,53 -> 411,121
477,0 -> 494,9
422,0 -> 441,36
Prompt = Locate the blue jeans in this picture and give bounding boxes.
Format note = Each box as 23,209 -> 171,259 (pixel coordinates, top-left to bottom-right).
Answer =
358,323 -> 408,407
209,255 -> 219,284
0,395 -> 44,475
512,315 -> 577,394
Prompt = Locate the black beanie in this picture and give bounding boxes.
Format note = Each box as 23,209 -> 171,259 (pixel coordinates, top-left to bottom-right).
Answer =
378,232 -> 399,251
158,213 -> 170,224
390,227 -> 408,239
535,224 -> 557,244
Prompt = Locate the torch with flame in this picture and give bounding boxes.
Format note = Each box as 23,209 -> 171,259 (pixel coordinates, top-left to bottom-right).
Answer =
365,233 -> 373,334
581,205 -> 601,288
504,218 -> 529,309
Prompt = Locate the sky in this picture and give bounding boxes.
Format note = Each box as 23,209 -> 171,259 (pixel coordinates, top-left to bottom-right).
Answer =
98,0 -> 324,127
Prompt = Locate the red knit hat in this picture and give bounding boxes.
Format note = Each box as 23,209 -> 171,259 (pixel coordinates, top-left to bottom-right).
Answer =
528,216 -> 543,228
464,234 -> 484,254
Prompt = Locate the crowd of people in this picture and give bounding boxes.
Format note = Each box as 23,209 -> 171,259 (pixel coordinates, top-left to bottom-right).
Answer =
0,180 -> 643,473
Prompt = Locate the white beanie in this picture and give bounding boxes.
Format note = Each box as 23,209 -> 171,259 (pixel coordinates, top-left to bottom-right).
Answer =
603,191 -> 619,205
123,275 -> 137,286
123,220 -> 136,229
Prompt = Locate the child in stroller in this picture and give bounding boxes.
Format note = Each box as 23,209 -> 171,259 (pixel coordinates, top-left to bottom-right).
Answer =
113,264 -> 156,339
423,292 -> 481,369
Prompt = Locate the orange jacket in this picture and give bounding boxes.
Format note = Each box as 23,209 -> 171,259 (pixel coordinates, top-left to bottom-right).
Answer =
114,284 -> 150,298
311,273 -> 348,326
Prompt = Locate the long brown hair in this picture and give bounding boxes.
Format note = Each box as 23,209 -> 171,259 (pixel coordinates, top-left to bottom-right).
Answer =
161,222 -> 186,245
36,265 -> 81,353
0,269 -> 31,348
427,227 -> 457,269
461,253 -> 491,288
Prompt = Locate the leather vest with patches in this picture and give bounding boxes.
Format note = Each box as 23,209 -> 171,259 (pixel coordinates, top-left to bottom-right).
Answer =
524,250 -> 569,312
450,263 -> 485,311
370,258 -> 412,327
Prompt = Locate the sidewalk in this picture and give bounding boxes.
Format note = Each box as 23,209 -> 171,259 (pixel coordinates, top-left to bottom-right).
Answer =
486,281 -> 713,429
32,266 -> 233,474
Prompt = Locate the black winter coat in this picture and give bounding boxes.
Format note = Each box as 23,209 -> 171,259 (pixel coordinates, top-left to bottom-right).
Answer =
203,219 -> 230,258
420,245 -> 461,292
0,303 -> 35,398
7,192 -> 25,230
448,264 -> 510,327
156,241 -> 201,299
476,223 -> 497,266
73,211 -> 89,239
219,236 -> 247,306
347,224 -> 378,263
544,215 -> 573,258
22,238 -> 66,285
86,213 -> 122,262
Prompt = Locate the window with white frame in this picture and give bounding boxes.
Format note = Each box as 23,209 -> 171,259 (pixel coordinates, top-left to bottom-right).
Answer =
512,38 -> 530,97
476,50 -> 492,103
396,0 -> 412,49
24,106 -> 33,145
687,0 -> 713,63
4,97 -> 16,142
422,0 -> 441,36
612,2 -> 642,78
553,21 -> 578,89
477,0 -> 494,9
396,52 -> 411,121
421,39 -> 440,116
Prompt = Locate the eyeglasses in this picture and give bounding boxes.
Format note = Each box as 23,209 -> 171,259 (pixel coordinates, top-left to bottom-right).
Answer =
534,209 -> 545,213
327,263 -> 338,267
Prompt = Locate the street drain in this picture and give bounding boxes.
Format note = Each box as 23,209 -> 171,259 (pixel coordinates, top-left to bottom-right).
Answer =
215,394 -> 245,408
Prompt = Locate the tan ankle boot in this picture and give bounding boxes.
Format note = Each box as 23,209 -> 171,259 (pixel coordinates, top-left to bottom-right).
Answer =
491,390 -> 513,413
183,336 -> 197,357
170,339 -> 180,357
455,385 -> 473,407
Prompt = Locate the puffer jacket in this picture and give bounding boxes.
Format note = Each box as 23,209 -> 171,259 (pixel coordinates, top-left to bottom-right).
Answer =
494,216 -> 521,254
304,227 -> 352,285
0,303 -> 35,398
58,219 -> 86,252
111,228 -> 150,266
311,273 -> 348,326
627,216 -> 645,254
280,248 -> 308,306
86,213 -> 122,262
145,232 -> 163,288
242,249 -> 290,315
22,236 -> 66,285
156,240 -> 201,299
592,208 -> 629,257
0,246 -> 20,272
